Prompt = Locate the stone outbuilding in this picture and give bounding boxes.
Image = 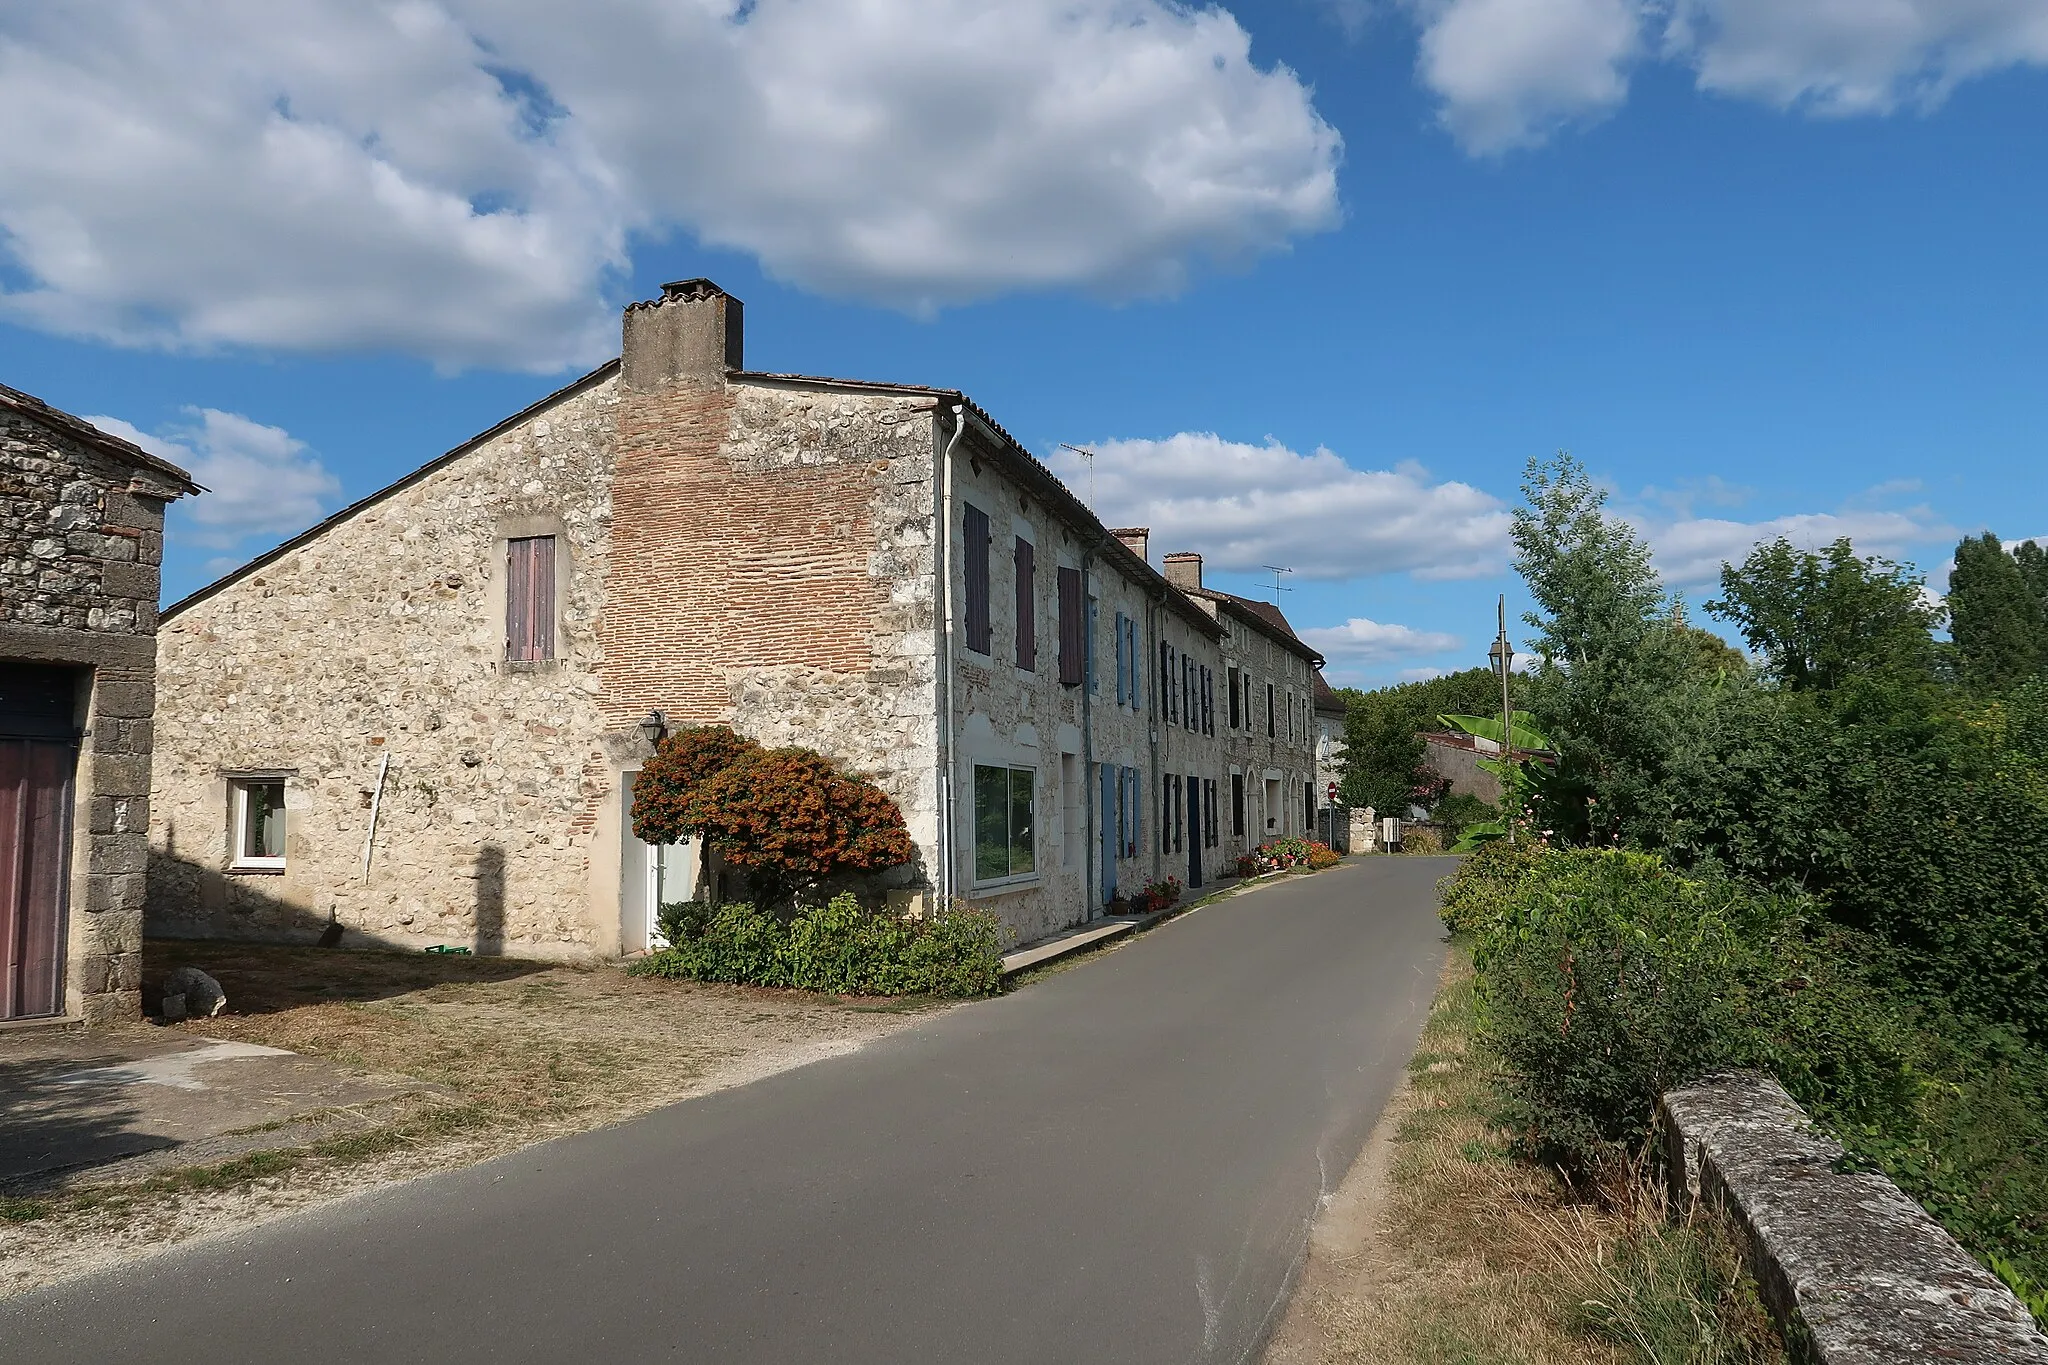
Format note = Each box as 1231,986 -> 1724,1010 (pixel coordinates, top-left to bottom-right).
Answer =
145,282 -> 1320,958
0,383 -> 199,1023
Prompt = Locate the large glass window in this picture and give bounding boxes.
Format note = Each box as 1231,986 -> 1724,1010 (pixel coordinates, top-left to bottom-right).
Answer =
973,763 -> 1035,882
231,778 -> 287,870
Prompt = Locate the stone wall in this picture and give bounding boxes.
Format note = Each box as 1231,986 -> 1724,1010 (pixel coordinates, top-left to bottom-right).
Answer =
1662,1072 -> 2048,1364
148,374 -> 621,956
1,395 -> 189,1021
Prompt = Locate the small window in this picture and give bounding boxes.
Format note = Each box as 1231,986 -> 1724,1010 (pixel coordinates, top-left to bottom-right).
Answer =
1231,773 -> 1245,837
506,535 -> 556,662
1056,566 -> 1084,686
1266,682 -> 1276,737
1015,537 -> 1037,671
973,763 -> 1035,883
231,778 -> 287,871
1228,666 -> 1241,728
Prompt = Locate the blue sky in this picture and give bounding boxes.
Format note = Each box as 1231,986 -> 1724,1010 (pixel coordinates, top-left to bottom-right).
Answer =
4,0 -> 2044,686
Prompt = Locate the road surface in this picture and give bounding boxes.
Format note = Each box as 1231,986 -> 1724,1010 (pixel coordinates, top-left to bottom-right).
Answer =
5,856 -> 1453,1364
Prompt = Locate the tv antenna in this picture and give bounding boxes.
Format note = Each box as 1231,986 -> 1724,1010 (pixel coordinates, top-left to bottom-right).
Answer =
1262,564 -> 1294,595
1058,443 -> 1096,510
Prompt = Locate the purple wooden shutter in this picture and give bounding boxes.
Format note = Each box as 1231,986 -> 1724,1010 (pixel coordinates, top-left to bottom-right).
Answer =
1015,538 -> 1037,670
964,505 -> 991,653
1057,567 -> 1083,686
506,537 -> 555,661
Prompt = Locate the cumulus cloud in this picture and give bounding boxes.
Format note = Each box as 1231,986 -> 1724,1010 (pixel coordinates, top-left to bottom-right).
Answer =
86,409 -> 340,549
1644,503 -> 1957,590
0,1 -> 1340,371
1403,0 -> 2048,152
1046,433 -> 1512,581
1300,617 -> 1464,666
1408,0 -> 1644,152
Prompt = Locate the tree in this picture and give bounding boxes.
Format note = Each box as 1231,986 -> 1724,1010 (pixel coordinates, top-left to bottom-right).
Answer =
1706,537 -> 1941,692
2015,539 -> 2048,615
1511,454 -> 1711,845
1948,533 -> 2047,694
1338,667 -> 1500,815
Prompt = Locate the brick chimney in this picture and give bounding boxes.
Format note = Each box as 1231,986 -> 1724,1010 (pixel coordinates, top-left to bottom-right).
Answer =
1112,527 -> 1150,564
1163,551 -> 1202,593
622,279 -> 744,390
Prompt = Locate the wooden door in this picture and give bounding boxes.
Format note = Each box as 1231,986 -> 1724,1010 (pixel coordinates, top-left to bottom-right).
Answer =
0,737 -> 74,1019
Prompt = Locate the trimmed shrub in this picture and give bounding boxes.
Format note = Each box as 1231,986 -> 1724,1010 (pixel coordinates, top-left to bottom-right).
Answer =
654,899 -> 714,948
632,726 -> 764,845
1436,838 -> 1545,935
693,748 -> 917,907
629,893 -> 1006,999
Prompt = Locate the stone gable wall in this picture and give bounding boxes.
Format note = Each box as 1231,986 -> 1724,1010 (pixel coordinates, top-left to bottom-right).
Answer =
147,378 -> 620,956
0,407 -> 182,1021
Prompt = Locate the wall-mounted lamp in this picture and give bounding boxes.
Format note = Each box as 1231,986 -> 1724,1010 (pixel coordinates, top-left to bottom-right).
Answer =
638,709 -> 668,748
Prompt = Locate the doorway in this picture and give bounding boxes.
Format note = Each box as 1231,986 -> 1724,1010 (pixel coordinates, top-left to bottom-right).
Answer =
1,665 -> 81,1021
619,771 -> 696,954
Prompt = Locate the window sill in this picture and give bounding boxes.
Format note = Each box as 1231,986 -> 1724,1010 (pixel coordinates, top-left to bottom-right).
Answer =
969,875 -> 1042,897
227,862 -> 286,876
502,658 -> 564,674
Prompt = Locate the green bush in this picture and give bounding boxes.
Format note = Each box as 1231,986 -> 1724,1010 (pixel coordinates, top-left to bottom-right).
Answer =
1473,850 -> 1799,1168
1436,838 -> 1545,934
628,894 -> 1007,999
1399,825 -> 1443,854
1431,792 -> 1497,846
655,900 -> 714,948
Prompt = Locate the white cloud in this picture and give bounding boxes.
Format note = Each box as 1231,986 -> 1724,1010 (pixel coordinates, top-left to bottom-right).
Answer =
85,409 -> 340,549
1645,503 -> 1956,590
1047,433 -> 1511,580
1408,0 -> 1645,152
0,1 -> 1341,371
1301,617 -> 1464,665
1671,0 -> 2048,113
1401,0 -> 2048,152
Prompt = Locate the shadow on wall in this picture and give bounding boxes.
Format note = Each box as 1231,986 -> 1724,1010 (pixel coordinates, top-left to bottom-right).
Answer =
145,839 -> 521,958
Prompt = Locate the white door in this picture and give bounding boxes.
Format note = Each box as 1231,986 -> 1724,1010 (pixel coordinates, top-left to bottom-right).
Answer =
620,771 -> 696,953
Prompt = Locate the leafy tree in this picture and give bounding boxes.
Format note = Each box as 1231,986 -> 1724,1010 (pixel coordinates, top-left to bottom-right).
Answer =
1706,537 -> 1941,691
2015,539 -> 2048,615
1948,532 -> 2047,693
1337,667 -> 1500,814
1510,454 -> 1719,845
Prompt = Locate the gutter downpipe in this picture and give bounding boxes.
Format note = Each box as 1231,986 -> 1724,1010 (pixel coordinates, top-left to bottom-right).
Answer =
936,403 -> 967,911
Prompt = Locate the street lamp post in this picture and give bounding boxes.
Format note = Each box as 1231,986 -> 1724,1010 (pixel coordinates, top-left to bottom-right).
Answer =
1487,595 -> 1515,844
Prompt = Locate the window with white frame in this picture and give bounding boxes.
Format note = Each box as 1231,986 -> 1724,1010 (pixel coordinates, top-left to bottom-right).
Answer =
230,777 -> 287,870
973,763 -> 1036,883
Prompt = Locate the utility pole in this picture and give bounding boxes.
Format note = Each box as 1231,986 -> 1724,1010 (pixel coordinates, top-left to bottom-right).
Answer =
1487,594 -> 1516,844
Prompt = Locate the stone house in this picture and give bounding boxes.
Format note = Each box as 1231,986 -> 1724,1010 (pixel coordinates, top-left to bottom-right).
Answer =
145,281 -> 1320,957
1312,670 -> 1349,850
1,382 -> 198,1023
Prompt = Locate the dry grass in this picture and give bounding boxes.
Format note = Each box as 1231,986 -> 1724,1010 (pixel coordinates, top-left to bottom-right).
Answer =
1269,949 -> 1786,1365
0,940 -> 942,1295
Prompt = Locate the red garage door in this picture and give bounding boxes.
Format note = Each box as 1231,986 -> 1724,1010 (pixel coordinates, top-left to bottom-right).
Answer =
0,665 -> 81,1020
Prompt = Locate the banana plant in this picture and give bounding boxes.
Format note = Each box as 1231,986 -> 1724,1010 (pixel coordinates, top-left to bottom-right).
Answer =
1434,711 -> 1556,851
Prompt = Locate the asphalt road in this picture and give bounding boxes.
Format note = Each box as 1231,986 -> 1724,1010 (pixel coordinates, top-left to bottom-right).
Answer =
5,856 -> 1452,1365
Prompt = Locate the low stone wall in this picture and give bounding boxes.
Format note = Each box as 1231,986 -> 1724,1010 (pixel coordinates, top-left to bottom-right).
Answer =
1660,1072 -> 2048,1364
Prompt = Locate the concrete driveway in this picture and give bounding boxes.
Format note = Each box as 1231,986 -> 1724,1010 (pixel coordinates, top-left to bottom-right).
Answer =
2,856 -> 1453,1365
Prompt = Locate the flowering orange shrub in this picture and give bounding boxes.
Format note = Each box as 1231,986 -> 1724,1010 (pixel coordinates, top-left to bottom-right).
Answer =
1236,837 -> 1340,877
631,725 -> 763,846
690,748 -> 917,906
